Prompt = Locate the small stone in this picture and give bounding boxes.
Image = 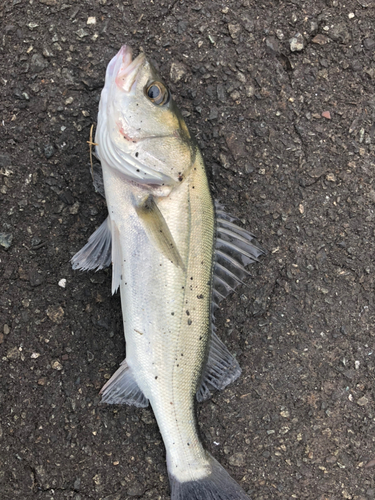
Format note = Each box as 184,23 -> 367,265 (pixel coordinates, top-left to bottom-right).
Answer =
7,347 -> 20,360
230,90 -> 240,101
58,278 -> 66,288
225,132 -> 246,159
87,17 -> 96,25
30,53 -> 49,73
31,353 -> 40,359
44,144 -> 55,159
0,153 -> 11,168
170,62 -> 187,83
266,36 -> 280,53
208,107 -> 218,120
228,24 -> 241,39
312,34 -> 330,45
0,233 -> 13,250
348,12 -> 355,19
280,410 -> 290,418
0,333 -> 3,345
275,29 -> 284,40
364,38 -> 375,51
29,270 -> 44,287
3,325 -> 10,335
357,396 -> 369,406
217,83 -> 227,103
69,201 -> 80,215
51,360 -> 63,370
27,22 -> 39,30
42,47 -> 54,58
46,305 -> 64,324
127,482 -> 145,497
322,111 -> 331,119
65,97 -> 74,105
289,33 -> 304,52
38,378 -> 46,385
76,29 -> 89,38
236,72 -> 246,83
326,173 -> 336,182
246,85 -> 255,97
228,452 -> 246,467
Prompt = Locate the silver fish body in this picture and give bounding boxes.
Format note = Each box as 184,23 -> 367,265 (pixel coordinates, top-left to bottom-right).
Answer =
72,45 -> 263,499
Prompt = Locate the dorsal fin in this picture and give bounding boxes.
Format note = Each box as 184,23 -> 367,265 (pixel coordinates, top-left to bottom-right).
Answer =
196,202 -> 264,401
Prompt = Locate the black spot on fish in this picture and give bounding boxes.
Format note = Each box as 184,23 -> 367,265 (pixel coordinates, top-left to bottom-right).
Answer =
155,376 -> 158,379
171,312 -> 174,315
186,310 -> 190,316
190,276 -> 193,280
188,319 -> 192,325
135,152 -> 139,157
197,294 -> 204,299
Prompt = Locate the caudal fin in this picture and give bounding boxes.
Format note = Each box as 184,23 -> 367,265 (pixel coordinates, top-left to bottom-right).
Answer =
169,453 -> 251,500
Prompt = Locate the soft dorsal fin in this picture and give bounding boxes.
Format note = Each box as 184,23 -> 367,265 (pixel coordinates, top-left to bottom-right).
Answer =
71,217 -> 112,271
100,359 -> 149,407
135,194 -> 185,270
196,203 -> 264,401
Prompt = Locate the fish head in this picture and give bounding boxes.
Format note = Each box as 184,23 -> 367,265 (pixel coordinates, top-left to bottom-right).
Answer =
96,45 -> 196,192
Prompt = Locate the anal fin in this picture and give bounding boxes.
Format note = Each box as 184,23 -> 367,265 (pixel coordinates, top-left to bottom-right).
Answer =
196,332 -> 241,402
100,360 -> 149,407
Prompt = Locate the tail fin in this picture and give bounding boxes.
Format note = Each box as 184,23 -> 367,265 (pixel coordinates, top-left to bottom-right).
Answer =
169,453 -> 251,500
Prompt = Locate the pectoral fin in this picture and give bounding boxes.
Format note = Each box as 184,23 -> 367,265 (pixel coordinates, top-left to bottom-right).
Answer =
135,195 -> 184,270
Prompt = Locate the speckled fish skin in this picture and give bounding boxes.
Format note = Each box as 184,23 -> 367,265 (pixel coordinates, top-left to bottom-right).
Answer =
85,46 -> 251,499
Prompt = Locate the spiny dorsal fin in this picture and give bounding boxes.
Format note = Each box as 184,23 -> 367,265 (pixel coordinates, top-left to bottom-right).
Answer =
212,202 -> 265,306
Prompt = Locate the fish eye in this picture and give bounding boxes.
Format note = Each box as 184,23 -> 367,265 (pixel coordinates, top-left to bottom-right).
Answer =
145,82 -> 169,106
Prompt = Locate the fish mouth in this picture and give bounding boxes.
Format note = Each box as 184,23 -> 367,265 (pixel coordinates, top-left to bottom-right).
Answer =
107,45 -> 145,93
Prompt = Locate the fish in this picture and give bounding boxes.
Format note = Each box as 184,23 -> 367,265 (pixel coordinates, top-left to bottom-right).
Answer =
72,45 -> 264,500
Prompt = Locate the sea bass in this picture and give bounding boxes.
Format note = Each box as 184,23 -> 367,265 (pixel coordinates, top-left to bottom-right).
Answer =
72,45 -> 263,500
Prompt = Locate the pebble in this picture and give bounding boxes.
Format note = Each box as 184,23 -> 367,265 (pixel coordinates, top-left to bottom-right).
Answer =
228,24 -> 241,39
0,233 -> 13,250
289,33 -> 304,52
217,83 -> 227,103
127,482 -> 145,497
0,153 -> 11,168
0,333 -> 3,345
7,347 -> 20,360
169,62 -> 187,83
87,17 -> 96,25
357,396 -> 369,406
44,144 -> 55,158
58,278 -> 67,288
46,305 -> 64,324
228,452 -> 246,467
51,360 -> 63,371
266,36 -> 280,53
322,111 -> 331,120
312,34 -> 330,45
30,53 -> 49,73
364,38 -> 375,50
208,107 -> 218,120
326,173 -> 336,182
3,325 -> 10,335
29,269 -> 45,287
